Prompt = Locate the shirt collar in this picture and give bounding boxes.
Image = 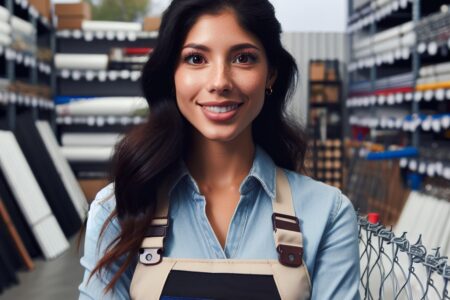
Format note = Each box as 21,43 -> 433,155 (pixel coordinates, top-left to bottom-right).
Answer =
168,145 -> 276,199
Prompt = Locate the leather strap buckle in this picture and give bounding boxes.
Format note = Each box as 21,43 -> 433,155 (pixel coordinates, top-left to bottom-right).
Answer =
139,247 -> 163,265
272,212 -> 300,232
145,225 -> 168,237
277,244 -> 303,267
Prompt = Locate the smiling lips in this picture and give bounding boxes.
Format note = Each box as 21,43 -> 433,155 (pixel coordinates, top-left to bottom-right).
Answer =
198,101 -> 243,122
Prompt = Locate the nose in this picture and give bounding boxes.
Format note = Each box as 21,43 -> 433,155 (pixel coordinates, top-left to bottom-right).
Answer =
207,63 -> 233,95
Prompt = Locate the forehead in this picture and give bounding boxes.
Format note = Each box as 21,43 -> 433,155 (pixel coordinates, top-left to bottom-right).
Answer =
183,10 -> 263,48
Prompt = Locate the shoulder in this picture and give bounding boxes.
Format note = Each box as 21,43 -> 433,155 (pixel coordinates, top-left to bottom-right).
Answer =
282,169 -> 355,229
86,183 -> 120,239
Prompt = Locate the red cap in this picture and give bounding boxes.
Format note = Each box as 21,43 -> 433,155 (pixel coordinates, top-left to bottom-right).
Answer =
367,213 -> 380,224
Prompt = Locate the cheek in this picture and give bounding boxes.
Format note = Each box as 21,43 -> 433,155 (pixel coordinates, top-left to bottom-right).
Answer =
174,68 -> 199,112
235,70 -> 267,97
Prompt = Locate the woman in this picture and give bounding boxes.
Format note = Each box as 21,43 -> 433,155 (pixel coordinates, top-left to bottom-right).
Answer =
79,0 -> 360,299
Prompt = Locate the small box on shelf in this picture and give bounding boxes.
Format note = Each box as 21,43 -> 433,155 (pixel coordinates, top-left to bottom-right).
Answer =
29,0 -> 52,20
310,62 -> 326,81
143,17 -> 161,32
54,2 -> 92,19
55,2 -> 92,30
57,18 -> 84,30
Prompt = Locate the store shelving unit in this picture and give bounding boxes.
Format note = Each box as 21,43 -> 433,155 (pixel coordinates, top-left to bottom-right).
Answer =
0,0 -> 57,293
54,24 -> 155,179
346,0 -> 450,211
0,0 -> 55,133
306,60 -> 344,189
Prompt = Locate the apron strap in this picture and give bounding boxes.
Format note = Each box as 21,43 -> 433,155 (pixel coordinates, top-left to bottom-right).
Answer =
272,168 -> 304,267
139,180 -> 170,265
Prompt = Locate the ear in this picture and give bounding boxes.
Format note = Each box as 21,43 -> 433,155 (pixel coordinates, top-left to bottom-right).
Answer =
266,68 -> 278,88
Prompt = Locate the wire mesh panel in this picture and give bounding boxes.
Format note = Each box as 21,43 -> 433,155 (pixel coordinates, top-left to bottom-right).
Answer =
359,215 -> 450,300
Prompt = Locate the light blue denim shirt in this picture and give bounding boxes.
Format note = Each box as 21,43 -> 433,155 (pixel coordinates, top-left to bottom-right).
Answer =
79,146 -> 360,299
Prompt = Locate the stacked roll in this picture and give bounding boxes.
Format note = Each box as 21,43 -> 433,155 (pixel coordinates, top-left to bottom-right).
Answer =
56,97 -> 148,163
0,5 -> 11,48
353,21 -> 414,60
416,9 -> 450,51
348,73 -> 415,107
417,61 -> 450,91
351,21 -> 414,70
56,97 -> 148,117
54,54 -> 108,71
10,16 -> 36,55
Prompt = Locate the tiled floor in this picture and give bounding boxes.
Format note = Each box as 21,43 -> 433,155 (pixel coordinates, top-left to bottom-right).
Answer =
0,237 -> 84,300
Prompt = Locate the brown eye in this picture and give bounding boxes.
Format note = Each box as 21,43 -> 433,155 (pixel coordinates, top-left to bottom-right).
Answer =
233,53 -> 257,64
185,54 -> 205,64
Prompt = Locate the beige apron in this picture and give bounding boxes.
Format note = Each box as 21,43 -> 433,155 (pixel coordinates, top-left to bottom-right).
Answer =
130,168 -> 311,300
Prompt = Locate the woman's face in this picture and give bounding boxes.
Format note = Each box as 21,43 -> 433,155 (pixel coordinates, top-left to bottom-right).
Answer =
174,9 -> 276,143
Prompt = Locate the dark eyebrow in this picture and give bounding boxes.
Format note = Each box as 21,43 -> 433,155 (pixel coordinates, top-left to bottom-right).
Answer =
182,43 -> 261,52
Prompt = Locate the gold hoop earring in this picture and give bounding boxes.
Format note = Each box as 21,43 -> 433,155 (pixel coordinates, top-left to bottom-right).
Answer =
265,87 -> 273,96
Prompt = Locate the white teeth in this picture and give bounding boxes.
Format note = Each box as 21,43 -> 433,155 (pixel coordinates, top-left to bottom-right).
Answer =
204,104 -> 239,113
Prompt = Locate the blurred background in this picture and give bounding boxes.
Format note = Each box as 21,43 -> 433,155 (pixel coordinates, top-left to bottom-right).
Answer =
0,0 -> 449,299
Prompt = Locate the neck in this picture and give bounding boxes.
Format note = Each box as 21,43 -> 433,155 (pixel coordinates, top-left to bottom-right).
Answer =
185,129 -> 255,191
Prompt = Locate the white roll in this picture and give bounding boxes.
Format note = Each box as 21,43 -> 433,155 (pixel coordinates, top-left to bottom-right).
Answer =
56,97 -> 148,116
354,47 -> 372,59
0,5 -> 10,23
0,21 -> 11,35
400,21 -> 414,34
373,25 -> 401,43
0,32 -> 12,46
373,38 -> 401,53
353,36 -> 372,50
11,16 -> 35,36
400,31 -> 415,46
54,53 -> 109,70
434,61 -> 450,75
61,133 -> 124,147
419,65 -> 434,78
62,146 -> 114,162
437,73 -> 450,82
82,20 -> 142,32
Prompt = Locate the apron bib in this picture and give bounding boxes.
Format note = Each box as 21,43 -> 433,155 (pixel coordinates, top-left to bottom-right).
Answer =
130,168 -> 311,300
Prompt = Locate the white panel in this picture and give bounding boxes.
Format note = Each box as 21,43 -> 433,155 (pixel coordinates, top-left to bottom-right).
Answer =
0,131 -> 50,223
0,130 -> 69,259
33,215 -> 70,259
62,146 -> 114,162
62,132 -> 123,147
36,121 -> 88,219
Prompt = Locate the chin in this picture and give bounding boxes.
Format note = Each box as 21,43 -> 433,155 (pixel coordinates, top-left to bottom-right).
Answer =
199,127 -> 243,143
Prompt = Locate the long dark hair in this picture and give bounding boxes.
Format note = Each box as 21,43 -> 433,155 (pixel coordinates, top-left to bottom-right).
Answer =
90,0 -> 308,292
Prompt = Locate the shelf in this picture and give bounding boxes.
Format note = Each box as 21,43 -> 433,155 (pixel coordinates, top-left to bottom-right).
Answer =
11,0 -> 51,30
400,157 -> 450,180
349,47 -> 412,71
1,47 -> 51,75
310,102 -> 342,108
349,113 -> 450,133
0,91 -> 54,109
57,69 -> 141,82
56,115 -> 146,127
310,80 -> 341,84
348,0 -> 413,32
56,30 -> 158,42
